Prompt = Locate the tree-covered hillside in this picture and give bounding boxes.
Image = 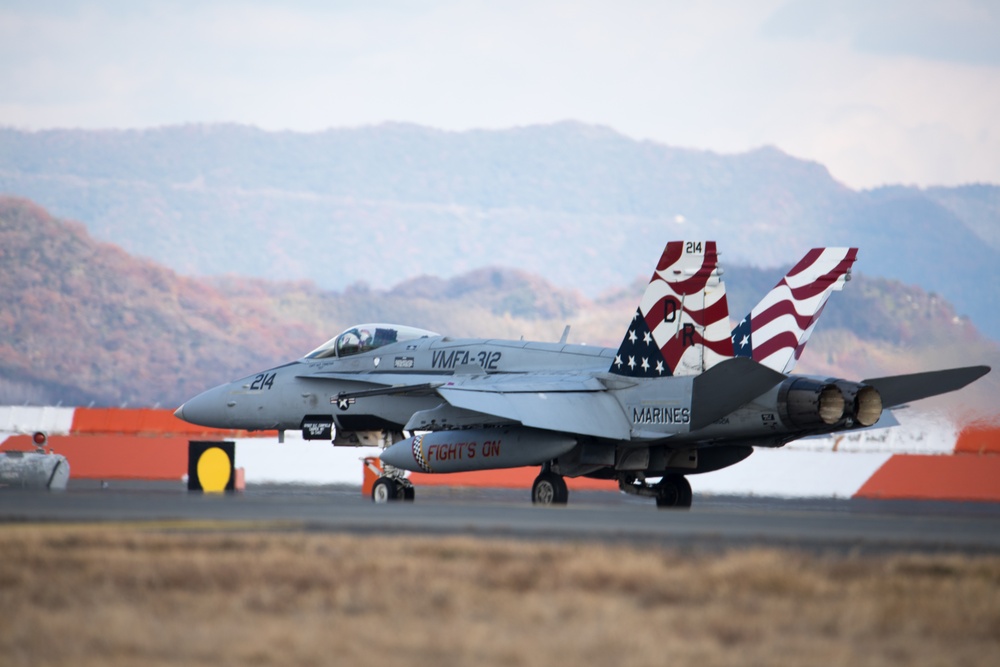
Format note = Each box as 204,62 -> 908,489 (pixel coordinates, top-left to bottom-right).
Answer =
2,197 -> 996,412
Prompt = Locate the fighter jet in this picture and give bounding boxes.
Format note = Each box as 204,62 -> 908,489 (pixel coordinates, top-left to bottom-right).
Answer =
174,240 -> 989,507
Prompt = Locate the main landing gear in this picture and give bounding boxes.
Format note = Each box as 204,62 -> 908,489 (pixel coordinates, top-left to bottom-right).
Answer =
619,473 -> 693,509
531,470 -> 568,505
654,475 -> 693,508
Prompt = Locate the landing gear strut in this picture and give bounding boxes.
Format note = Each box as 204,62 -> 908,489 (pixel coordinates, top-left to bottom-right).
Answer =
618,473 -> 693,509
370,431 -> 415,503
531,470 -> 568,505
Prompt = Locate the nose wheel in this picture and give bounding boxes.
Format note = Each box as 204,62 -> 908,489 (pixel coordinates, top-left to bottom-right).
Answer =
371,476 -> 415,503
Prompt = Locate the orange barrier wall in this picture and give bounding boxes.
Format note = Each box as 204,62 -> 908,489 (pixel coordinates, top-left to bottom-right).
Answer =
855,453 -> 1000,502
69,407 -> 275,438
955,424 -> 1000,455
3,407 -> 268,481
3,434 -> 189,480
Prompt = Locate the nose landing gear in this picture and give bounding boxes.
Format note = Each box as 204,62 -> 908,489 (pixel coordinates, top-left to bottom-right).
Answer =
371,475 -> 415,503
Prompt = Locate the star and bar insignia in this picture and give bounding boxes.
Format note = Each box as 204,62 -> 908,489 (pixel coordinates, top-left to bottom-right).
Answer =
332,395 -> 355,411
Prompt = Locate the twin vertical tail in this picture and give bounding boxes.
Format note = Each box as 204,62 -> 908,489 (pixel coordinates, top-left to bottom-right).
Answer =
731,248 -> 857,373
610,241 -> 733,378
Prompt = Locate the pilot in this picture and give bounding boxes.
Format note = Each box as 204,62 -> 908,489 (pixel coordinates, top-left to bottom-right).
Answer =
337,328 -> 376,356
337,330 -> 361,356
357,329 -> 373,351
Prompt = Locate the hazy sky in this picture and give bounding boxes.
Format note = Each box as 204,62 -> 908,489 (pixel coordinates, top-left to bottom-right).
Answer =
2,0 -> 998,189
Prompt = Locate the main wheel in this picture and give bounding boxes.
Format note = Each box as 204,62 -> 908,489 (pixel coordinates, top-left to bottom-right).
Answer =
372,477 -> 398,503
677,476 -> 693,507
401,485 -> 415,501
532,471 -> 568,505
655,475 -> 693,509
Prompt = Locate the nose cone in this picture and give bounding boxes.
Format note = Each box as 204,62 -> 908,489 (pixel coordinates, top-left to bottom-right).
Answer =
173,384 -> 233,428
380,439 -> 419,472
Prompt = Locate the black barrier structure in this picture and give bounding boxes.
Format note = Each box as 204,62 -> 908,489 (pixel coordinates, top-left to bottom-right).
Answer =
187,441 -> 236,492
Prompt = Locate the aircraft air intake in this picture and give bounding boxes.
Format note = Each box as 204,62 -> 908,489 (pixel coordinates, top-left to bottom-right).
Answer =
780,378 -> 846,428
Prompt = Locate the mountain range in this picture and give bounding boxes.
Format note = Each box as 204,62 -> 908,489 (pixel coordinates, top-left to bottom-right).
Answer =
1,122 -> 998,338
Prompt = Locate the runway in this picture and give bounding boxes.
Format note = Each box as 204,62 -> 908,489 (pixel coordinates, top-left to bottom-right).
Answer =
3,481 -> 1000,554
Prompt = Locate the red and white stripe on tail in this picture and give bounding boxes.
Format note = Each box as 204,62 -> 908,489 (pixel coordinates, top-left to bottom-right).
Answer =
731,247 -> 857,373
611,240 -> 732,378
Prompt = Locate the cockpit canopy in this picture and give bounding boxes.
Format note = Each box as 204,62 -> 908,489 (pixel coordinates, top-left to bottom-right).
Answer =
304,323 -> 440,360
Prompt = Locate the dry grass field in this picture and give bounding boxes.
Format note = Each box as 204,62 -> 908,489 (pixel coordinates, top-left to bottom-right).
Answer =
1,526 -> 999,667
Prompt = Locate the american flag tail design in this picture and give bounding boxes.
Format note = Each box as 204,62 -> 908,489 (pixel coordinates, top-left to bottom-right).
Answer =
610,240 -> 733,378
731,247 -> 858,374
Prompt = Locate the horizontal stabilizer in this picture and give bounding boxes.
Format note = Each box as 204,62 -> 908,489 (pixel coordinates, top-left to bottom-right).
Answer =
863,366 -> 991,409
690,357 -> 787,431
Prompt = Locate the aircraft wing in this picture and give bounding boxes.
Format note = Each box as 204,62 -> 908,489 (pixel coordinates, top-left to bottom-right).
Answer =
436,386 -> 632,440
437,362 -> 787,440
431,372 -> 632,440
303,371 -> 631,438
863,365 -> 991,409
